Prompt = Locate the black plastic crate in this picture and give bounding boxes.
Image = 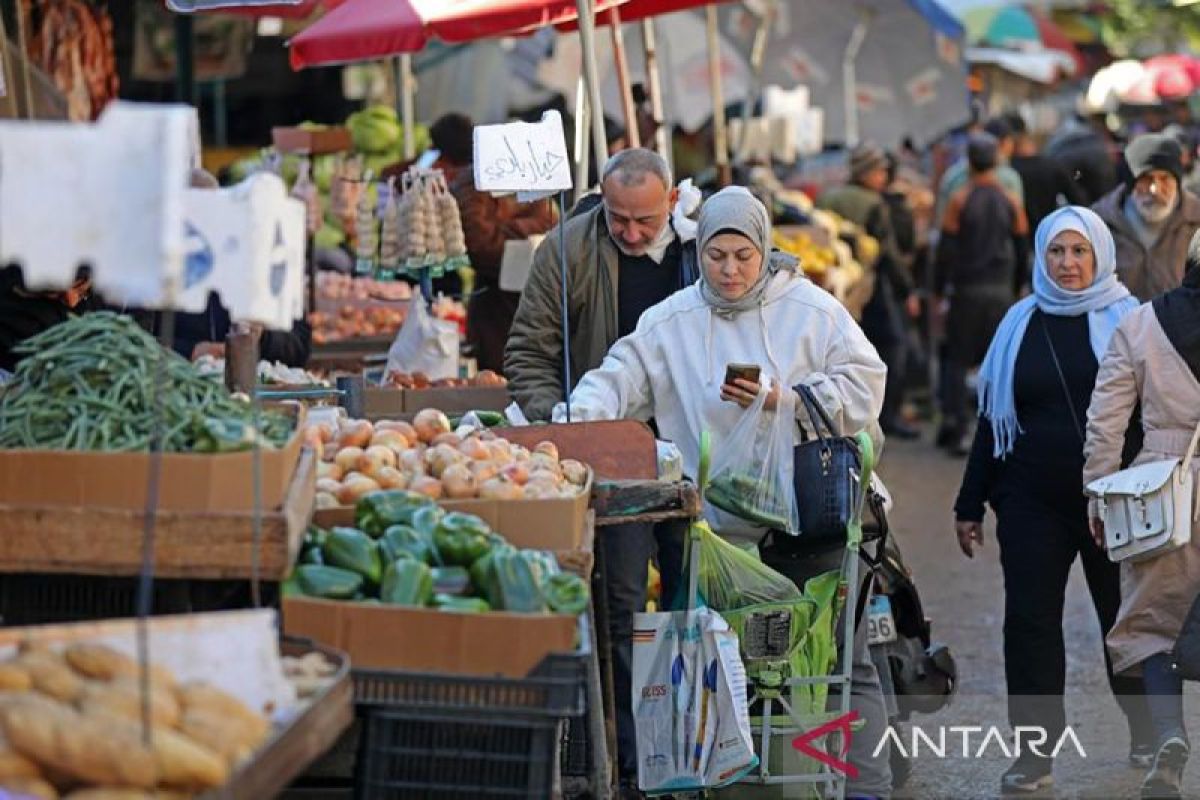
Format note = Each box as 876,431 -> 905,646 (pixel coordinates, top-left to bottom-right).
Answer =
0,573 -> 277,626
349,615 -> 591,798
355,708 -> 560,799
561,710 -> 591,777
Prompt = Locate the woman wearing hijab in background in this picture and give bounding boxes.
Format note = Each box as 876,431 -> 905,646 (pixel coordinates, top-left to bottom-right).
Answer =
559,186 -> 894,798
1085,229 -> 1200,800
953,206 -> 1152,795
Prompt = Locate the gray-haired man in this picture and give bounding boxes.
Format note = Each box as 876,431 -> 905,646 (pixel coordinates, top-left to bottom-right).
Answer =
506,148 -> 694,794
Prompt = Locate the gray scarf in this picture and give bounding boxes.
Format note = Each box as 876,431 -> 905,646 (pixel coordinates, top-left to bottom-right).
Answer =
696,187 -> 798,318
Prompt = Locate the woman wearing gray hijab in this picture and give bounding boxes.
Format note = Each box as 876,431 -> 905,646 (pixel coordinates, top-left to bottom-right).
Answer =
557,187 -> 893,796
559,186 -> 886,542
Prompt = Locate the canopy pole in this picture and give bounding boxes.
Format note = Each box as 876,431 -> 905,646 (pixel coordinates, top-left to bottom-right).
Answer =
734,15 -> 769,164
706,4 -> 729,186
843,16 -> 869,148
576,0 -> 609,180
573,75 -> 590,204
608,6 -> 639,148
641,18 -> 672,174
398,54 -> 416,160
12,2 -> 32,118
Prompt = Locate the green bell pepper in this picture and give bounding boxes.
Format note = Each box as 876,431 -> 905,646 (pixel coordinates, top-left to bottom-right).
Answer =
295,564 -> 364,600
380,559 -> 434,606
300,546 -> 325,566
491,549 -> 545,613
322,527 -> 384,587
433,512 -> 493,567
355,490 -> 435,538
381,525 -> 434,564
410,505 -> 446,538
431,566 -> 472,596
433,594 -> 492,613
540,572 -> 590,615
469,544 -> 513,603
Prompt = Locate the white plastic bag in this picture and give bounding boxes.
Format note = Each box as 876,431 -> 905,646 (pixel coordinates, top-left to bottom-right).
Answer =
633,607 -> 757,793
706,379 -> 800,534
385,295 -> 459,380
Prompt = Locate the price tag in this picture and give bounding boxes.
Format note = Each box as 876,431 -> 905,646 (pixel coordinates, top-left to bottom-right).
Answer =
473,110 -> 572,195
867,594 -> 898,645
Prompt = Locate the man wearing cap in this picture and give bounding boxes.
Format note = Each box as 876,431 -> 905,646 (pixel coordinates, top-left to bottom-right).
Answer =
818,142 -> 921,440
935,133 -> 1030,456
1092,133 -> 1200,302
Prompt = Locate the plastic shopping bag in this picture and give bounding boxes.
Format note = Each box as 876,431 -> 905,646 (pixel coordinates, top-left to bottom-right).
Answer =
385,295 -> 459,381
705,379 -> 800,534
633,606 -> 758,794
683,521 -> 801,611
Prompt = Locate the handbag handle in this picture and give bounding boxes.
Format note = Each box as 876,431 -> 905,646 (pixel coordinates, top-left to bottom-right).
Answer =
794,383 -> 838,444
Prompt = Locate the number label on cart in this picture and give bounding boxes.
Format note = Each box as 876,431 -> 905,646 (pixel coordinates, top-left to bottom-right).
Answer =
867,595 -> 898,645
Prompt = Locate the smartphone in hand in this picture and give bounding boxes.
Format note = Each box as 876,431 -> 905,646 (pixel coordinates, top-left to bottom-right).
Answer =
724,363 -> 761,387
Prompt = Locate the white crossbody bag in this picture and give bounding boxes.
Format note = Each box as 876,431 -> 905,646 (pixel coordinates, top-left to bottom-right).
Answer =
1085,421 -> 1200,564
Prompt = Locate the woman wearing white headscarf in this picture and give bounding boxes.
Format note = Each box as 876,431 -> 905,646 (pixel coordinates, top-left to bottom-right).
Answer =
952,206 -> 1151,795
559,186 -> 893,798
559,186 -> 886,544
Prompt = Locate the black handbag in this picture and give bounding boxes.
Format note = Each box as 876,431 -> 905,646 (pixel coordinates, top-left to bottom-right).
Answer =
1171,591 -> 1200,680
762,384 -> 863,557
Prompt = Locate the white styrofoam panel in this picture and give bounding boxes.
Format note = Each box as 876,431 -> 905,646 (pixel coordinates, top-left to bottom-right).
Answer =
0,101 -> 193,308
181,173 -> 306,331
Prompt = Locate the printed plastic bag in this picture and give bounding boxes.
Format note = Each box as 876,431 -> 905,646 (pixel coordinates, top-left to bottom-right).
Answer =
385,294 -> 459,380
684,521 -> 801,611
633,606 -> 757,794
705,379 -> 800,534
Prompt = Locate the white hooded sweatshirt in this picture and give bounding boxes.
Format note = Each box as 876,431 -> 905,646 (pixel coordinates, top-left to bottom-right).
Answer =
555,270 -> 887,543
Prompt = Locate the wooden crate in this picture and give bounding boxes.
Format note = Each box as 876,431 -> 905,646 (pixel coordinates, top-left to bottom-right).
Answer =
0,448 -> 316,580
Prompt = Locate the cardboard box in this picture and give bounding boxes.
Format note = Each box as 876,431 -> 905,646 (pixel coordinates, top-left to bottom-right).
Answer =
313,471 -> 591,551
363,385 -> 511,419
282,596 -> 578,677
271,125 -> 352,155
0,408 -> 304,513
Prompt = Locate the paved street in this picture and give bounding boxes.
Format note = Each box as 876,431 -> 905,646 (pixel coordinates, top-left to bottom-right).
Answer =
879,437 -> 1200,800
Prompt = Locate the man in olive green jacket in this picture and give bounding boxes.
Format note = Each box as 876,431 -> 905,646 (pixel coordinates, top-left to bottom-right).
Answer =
504,148 -> 697,422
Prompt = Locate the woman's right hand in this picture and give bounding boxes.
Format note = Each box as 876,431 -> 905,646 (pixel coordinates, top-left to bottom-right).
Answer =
955,519 -> 984,559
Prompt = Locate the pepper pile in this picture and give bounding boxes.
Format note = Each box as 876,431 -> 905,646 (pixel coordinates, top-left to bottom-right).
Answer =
0,312 -> 293,452
287,489 -> 589,615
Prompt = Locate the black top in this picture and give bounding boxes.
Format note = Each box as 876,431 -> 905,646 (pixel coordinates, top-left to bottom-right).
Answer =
140,294 -> 312,368
0,268 -> 102,373
1011,154 -> 1088,234
617,238 -> 685,338
954,310 -> 1096,521
936,183 -> 1030,294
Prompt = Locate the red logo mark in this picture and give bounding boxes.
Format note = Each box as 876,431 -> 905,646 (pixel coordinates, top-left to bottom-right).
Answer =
791,710 -> 860,779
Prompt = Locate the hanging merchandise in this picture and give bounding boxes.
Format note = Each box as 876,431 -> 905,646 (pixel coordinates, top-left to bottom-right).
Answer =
25,0 -> 120,121
290,159 -> 322,237
331,154 -> 365,247
354,172 -> 379,275
435,173 -> 468,261
379,177 -> 402,277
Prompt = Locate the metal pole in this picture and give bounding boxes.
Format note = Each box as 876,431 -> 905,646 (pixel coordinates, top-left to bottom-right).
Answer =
608,6 -> 639,148
576,0 -> 609,179
641,18 -> 672,174
705,4 -> 729,184
843,17 -> 870,148
12,1 -> 32,119
573,75 -> 590,204
174,14 -> 196,106
213,79 -> 227,148
399,54 -> 416,159
735,17 -> 769,164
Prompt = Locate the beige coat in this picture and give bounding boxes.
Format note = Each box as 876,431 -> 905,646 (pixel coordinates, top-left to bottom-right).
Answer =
1083,304 -> 1200,675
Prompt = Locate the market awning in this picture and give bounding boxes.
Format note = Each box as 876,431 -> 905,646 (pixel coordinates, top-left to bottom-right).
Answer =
288,0 -> 628,69
552,0 -> 736,29
167,0 -> 333,16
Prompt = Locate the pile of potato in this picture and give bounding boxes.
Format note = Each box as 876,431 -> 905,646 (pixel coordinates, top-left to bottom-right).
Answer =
0,642 -> 272,799
304,409 -> 589,508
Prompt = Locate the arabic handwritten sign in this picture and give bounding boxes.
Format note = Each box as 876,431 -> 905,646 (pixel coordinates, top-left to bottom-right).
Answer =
473,110 -> 572,194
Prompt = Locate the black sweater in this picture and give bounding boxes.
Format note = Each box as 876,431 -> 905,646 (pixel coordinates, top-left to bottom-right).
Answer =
954,310 -> 1095,522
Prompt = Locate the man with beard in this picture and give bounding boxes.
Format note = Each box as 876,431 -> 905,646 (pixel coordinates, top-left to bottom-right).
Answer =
1093,134 -> 1200,301
506,147 -> 695,798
